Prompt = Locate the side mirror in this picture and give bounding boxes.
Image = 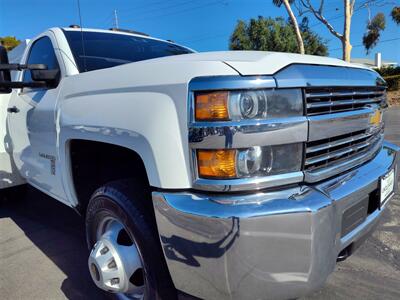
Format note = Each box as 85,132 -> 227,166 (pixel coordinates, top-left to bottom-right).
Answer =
0,45 -> 12,94
31,69 -> 60,87
0,47 -> 49,91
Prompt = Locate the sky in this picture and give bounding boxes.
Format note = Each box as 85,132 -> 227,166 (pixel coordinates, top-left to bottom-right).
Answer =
0,0 -> 399,63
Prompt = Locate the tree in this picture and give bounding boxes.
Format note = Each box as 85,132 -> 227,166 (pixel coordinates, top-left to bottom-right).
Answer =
0,36 -> 21,51
362,13 -> 386,53
272,0 -> 305,54
229,16 -> 328,56
300,17 -> 329,56
299,0 -> 355,62
361,3 -> 399,54
230,20 -> 251,50
391,6 -> 400,24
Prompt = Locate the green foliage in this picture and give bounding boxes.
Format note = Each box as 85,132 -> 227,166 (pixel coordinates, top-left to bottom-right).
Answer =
375,66 -> 400,77
369,13 -> 386,30
375,67 -> 400,91
229,16 -> 328,56
383,75 -> 400,91
362,13 -> 386,54
300,17 -> 328,57
391,6 -> 400,25
0,36 -> 21,51
230,20 -> 251,50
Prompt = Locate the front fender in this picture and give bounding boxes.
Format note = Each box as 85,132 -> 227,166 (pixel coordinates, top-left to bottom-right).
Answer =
55,58 -> 238,206
58,89 -> 192,206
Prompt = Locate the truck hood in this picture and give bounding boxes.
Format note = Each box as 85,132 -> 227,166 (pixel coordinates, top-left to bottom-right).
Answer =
157,51 -> 369,75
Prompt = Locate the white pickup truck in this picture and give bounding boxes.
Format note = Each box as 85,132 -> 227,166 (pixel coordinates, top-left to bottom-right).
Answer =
0,27 -> 398,300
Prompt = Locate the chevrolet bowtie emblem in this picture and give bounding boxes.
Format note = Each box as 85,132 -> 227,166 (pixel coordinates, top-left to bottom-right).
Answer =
369,110 -> 382,126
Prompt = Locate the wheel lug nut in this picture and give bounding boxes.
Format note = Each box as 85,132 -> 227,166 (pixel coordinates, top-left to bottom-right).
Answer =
108,259 -> 117,269
111,278 -> 120,285
100,246 -> 109,255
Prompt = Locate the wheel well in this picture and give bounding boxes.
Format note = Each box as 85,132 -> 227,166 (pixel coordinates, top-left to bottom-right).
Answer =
69,140 -> 149,213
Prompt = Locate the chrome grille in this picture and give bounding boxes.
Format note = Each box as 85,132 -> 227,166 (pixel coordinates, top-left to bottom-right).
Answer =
305,128 -> 383,172
305,87 -> 386,116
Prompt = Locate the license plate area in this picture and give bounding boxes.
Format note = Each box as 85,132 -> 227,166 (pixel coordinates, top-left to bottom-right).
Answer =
380,168 -> 395,206
341,172 -> 395,238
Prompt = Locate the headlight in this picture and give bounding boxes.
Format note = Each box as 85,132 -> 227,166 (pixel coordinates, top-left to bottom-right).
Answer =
194,89 -> 303,121
197,143 -> 302,179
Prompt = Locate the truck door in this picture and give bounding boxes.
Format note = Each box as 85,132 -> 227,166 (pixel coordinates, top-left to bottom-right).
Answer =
7,34 -> 68,204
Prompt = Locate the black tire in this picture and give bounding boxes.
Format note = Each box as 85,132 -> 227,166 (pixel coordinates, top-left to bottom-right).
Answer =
85,179 -> 177,300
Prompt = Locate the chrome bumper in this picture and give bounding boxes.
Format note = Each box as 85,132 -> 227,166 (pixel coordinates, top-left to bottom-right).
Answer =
152,141 -> 399,300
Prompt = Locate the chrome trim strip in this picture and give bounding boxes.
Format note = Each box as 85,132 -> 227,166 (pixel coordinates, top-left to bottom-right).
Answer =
189,75 -> 276,92
189,117 -> 308,149
192,171 -> 304,192
304,134 -> 384,182
306,97 -> 384,109
189,116 -> 304,128
308,108 -> 374,141
274,64 -> 386,88
305,90 -> 385,98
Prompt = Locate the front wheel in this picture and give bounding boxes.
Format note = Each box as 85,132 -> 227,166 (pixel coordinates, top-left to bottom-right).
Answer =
85,179 -> 176,300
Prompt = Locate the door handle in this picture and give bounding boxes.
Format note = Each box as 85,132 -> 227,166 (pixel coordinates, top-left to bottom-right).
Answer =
7,106 -> 20,113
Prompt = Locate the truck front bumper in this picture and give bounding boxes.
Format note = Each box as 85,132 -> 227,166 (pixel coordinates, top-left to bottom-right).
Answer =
152,141 -> 399,300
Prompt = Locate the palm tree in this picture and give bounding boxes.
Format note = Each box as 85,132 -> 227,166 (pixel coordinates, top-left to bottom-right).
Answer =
273,0 -> 305,54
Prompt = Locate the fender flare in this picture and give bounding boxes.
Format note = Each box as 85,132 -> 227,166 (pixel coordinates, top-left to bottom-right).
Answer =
58,126 -> 159,207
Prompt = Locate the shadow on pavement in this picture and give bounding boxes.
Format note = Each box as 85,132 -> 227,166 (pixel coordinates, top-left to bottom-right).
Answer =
0,186 -> 108,300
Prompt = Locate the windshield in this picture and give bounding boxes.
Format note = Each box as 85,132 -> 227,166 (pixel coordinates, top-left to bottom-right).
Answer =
63,31 -> 193,72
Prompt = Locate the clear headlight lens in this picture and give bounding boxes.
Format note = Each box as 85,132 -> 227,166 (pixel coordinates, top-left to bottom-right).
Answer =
194,89 -> 303,121
237,146 -> 264,176
197,143 -> 302,179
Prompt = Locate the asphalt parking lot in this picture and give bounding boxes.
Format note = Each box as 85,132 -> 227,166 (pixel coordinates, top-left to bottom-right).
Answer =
1,108 -> 400,300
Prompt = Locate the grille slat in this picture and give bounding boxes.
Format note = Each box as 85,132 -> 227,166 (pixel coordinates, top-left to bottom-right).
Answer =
306,97 -> 385,109
305,147 -> 355,166
305,129 -> 383,172
306,90 -> 384,99
306,130 -> 375,154
305,87 -> 386,116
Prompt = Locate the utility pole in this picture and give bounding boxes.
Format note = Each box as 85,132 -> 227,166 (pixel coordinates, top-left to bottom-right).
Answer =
113,9 -> 119,29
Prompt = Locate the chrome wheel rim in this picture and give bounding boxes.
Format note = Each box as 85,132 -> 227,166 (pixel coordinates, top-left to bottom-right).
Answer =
89,217 -> 145,299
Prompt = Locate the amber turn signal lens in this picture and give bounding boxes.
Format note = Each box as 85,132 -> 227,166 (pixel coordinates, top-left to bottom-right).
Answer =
195,91 -> 229,121
197,149 -> 237,178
